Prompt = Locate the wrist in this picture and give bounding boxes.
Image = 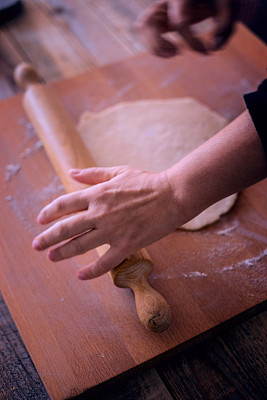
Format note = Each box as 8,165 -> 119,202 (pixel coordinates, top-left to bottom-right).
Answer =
163,164 -> 207,228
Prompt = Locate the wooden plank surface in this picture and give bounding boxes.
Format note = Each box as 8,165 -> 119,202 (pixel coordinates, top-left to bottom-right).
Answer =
0,25 -> 267,400
1,295 -> 266,400
0,0 -> 148,100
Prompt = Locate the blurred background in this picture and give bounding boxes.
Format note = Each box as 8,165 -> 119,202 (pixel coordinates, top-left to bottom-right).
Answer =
0,0 -> 266,102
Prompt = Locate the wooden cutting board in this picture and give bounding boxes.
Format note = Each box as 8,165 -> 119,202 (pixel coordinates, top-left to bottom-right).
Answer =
0,25 -> 266,400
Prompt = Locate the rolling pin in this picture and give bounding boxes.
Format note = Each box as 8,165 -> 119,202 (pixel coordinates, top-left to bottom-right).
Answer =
14,62 -> 171,333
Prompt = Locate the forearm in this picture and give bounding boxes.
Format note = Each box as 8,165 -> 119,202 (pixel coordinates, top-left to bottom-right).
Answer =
166,110 -> 267,223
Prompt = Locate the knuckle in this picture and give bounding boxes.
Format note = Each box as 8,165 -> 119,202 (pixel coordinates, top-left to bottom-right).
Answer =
70,238 -> 84,256
95,259 -> 109,275
117,238 -> 131,255
79,190 -> 89,204
54,197 -> 66,214
38,236 -> 46,250
79,211 -> 90,227
57,222 -> 69,238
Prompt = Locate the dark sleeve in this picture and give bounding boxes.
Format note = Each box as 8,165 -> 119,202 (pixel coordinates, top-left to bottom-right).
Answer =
244,79 -> 267,157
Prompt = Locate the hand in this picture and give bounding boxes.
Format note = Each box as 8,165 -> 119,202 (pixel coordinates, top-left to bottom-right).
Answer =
32,166 -> 181,280
135,0 -> 238,57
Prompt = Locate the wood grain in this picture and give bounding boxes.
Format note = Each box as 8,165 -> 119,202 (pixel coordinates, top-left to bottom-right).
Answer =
0,0 -> 147,100
0,297 -> 49,400
0,30 -> 25,99
1,295 -> 266,399
0,25 -> 266,400
156,310 -> 267,400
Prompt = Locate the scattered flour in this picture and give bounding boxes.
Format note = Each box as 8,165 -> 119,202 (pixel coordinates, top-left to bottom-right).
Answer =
152,274 -> 172,280
40,176 -> 65,201
4,175 -> 64,234
221,266 -> 234,272
237,248 -> 267,268
4,139 -> 43,184
18,118 -> 35,143
5,194 -> 38,234
217,223 -> 238,236
4,119 -> 43,184
19,140 -> 43,159
5,163 -> 21,182
182,271 -> 208,278
221,248 -> 267,273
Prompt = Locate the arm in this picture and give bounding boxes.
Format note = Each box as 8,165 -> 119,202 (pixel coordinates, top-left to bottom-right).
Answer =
32,110 -> 267,279
166,110 -> 267,222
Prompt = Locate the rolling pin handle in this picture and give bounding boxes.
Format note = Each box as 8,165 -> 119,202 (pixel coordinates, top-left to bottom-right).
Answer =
14,62 -> 42,90
110,251 -> 171,332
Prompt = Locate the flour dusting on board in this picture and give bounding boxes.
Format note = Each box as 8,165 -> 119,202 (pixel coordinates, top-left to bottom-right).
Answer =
221,266 -> 234,272
5,163 -> 21,182
182,271 -> 208,278
6,194 -> 39,234
217,223 -> 238,236
4,119 -> 43,183
18,118 -> 35,143
221,248 -> 267,273
19,140 -> 43,159
238,248 -> 267,267
40,176 -> 65,201
4,140 -> 43,183
5,176 -> 65,234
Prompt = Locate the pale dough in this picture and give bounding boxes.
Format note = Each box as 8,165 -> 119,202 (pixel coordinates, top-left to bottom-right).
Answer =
77,98 -> 237,230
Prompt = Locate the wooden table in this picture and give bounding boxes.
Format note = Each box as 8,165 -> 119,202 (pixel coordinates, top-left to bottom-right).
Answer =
0,17 -> 267,400
0,297 -> 266,400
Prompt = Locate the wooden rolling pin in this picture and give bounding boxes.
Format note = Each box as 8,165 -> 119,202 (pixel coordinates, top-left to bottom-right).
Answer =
14,62 -> 171,333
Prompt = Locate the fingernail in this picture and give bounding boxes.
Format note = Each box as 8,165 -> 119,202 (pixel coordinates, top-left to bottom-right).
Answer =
49,251 -> 56,261
77,271 -> 87,280
37,214 -> 45,224
70,169 -> 81,175
32,239 -> 42,251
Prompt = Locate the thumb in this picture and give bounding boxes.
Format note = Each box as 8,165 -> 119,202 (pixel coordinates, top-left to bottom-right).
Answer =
77,246 -> 127,280
69,166 -> 126,185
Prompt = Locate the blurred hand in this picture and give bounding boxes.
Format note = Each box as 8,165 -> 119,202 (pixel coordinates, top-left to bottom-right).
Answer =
135,0 -> 238,57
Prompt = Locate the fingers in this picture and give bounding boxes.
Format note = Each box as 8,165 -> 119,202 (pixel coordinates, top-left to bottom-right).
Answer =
37,165 -> 126,225
69,166 -> 126,185
144,31 -> 178,58
177,25 -> 208,53
37,190 -> 88,224
46,229 -> 128,281
167,0 -> 186,26
134,0 -> 180,58
77,246 -> 126,280
37,166 -> 130,226
136,0 -> 208,56
170,1 -> 208,54
47,229 -> 105,262
33,212 -> 94,251
136,0 -> 236,56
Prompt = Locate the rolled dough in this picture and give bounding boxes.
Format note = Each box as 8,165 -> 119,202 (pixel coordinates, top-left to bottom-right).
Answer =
77,98 -> 237,230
